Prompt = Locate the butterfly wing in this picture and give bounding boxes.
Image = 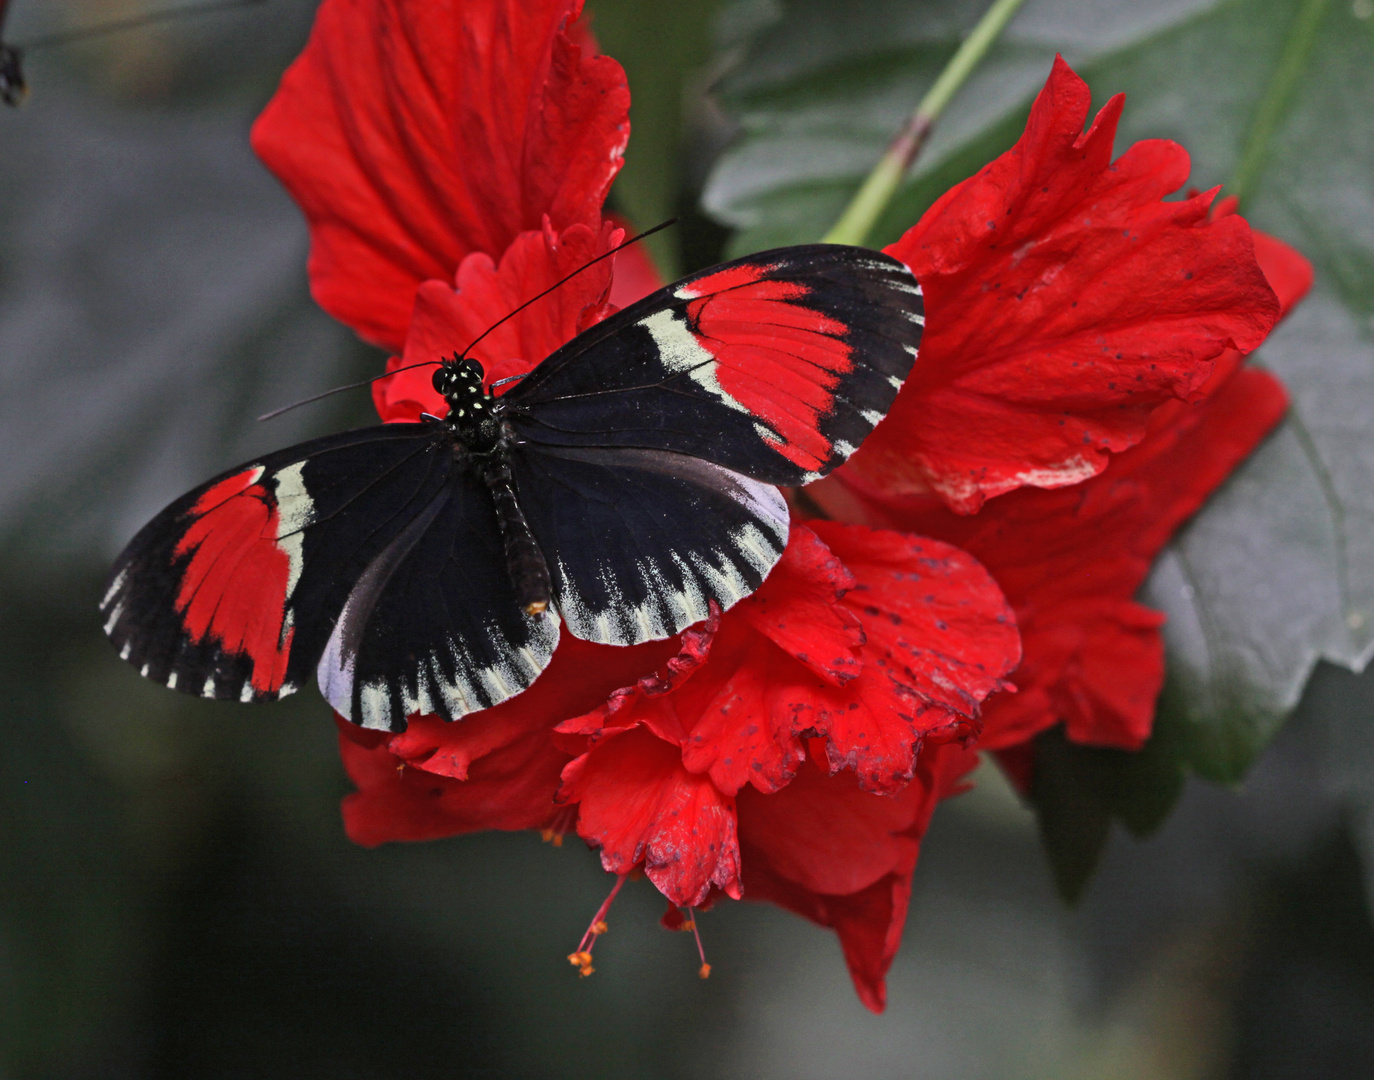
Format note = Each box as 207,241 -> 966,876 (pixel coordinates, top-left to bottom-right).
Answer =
511,445 -> 788,646
504,244 -> 923,485
102,424 -> 558,729
101,425 -> 448,703
315,467 -> 560,731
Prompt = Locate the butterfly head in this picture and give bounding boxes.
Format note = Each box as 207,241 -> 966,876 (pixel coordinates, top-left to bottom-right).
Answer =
434,356 -> 501,448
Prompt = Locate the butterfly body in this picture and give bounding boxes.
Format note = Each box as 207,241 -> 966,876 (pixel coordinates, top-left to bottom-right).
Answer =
431,358 -> 553,615
102,244 -> 925,731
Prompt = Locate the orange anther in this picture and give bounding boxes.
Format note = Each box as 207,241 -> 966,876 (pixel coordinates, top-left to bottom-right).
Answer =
698,963 -> 712,980
592,920 -> 608,935
679,919 -> 695,932
567,950 -> 593,968
540,828 -> 564,846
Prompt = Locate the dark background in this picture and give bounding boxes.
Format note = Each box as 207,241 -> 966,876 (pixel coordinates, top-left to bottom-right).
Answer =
2,1 -> 1373,1077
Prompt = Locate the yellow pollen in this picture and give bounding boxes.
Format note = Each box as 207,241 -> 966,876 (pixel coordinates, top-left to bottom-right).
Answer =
525,600 -> 548,615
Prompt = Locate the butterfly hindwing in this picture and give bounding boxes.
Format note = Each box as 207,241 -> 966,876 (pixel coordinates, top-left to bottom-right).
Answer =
317,469 -> 561,731
506,244 -> 923,485
512,445 -> 789,646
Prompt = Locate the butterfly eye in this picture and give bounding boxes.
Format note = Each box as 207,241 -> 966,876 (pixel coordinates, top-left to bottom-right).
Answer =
432,368 -> 450,394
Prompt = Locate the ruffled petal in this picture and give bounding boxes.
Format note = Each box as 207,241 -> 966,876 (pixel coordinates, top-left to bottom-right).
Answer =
252,0 -> 629,350
733,524 -> 864,688
337,716 -> 570,845
849,56 -> 1280,512
374,220 -> 621,422
685,524 -> 1018,796
737,742 -> 977,1013
827,364 -> 1289,751
802,523 -> 1018,791
561,726 -> 742,907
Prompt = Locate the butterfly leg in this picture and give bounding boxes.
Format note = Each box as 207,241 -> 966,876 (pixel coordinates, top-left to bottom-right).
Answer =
483,459 -> 552,615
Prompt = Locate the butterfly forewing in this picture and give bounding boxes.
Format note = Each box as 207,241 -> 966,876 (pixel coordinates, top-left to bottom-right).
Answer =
506,244 -> 923,486
512,445 -> 788,646
101,425 -> 447,703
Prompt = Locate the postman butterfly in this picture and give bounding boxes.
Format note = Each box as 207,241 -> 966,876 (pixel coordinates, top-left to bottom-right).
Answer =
101,244 -> 925,732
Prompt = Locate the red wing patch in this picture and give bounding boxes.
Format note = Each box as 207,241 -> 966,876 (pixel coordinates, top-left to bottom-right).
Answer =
681,277 -> 852,473
171,465 -> 299,697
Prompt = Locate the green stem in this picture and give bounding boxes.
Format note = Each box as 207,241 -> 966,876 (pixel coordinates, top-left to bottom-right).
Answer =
822,0 -> 1029,246
1230,0 -> 1328,207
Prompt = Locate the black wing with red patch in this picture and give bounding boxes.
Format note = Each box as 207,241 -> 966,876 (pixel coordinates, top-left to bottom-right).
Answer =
101,426 -> 442,703
506,244 -> 923,485
100,424 -> 558,729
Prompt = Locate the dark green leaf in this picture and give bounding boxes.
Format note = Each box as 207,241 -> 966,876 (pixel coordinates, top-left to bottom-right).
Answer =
702,0 -> 1226,255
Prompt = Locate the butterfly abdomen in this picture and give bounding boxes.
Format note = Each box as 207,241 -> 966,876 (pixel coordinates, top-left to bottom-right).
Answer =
483,457 -> 552,616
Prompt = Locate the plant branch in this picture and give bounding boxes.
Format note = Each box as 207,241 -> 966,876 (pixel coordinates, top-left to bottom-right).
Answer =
822,0 -> 1028,246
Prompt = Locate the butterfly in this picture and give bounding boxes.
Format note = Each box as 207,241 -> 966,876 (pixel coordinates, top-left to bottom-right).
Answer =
101,244 -> 925,732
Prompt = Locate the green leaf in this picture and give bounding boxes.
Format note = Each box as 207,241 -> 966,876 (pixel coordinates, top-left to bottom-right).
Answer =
1026,724 -> 1187,903
1130,0 -> 1374,781
702,0 -> 1227,256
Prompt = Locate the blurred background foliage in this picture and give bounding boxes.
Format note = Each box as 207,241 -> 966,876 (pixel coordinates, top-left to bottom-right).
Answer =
1,0 -> 1373,1077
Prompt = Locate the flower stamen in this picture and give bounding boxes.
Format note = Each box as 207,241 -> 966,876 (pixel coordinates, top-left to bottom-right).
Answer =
567,873 -> 628,978
687,907 -> 711,979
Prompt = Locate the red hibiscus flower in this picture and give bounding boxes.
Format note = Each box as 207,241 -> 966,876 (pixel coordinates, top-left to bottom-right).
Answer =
811,201 -> 1310,766
254,0 -> 1284,1012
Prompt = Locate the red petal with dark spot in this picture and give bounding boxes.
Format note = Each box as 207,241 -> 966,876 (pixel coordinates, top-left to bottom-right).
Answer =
561,726 -> 743,907
848,56 -> 1280,512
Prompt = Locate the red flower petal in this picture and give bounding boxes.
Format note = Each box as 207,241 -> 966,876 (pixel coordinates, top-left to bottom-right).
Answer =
682,524 -> 1017,796
251,0 -> 630,350
337,715 -> 571,845
826,364 -> 1289,751
847,56 -> 1280,512
561,726 -> 743,907
800,523 -> 1018,791
733,523 -> 864,688
737,741 -> 978,1013
373,221 -> 621,422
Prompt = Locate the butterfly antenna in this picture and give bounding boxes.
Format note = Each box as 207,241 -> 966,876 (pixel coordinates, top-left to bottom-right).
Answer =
18,0 -> 266,52
457,218 -> 676,363
256,359 -> 444,422
259,219 -> 675,422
